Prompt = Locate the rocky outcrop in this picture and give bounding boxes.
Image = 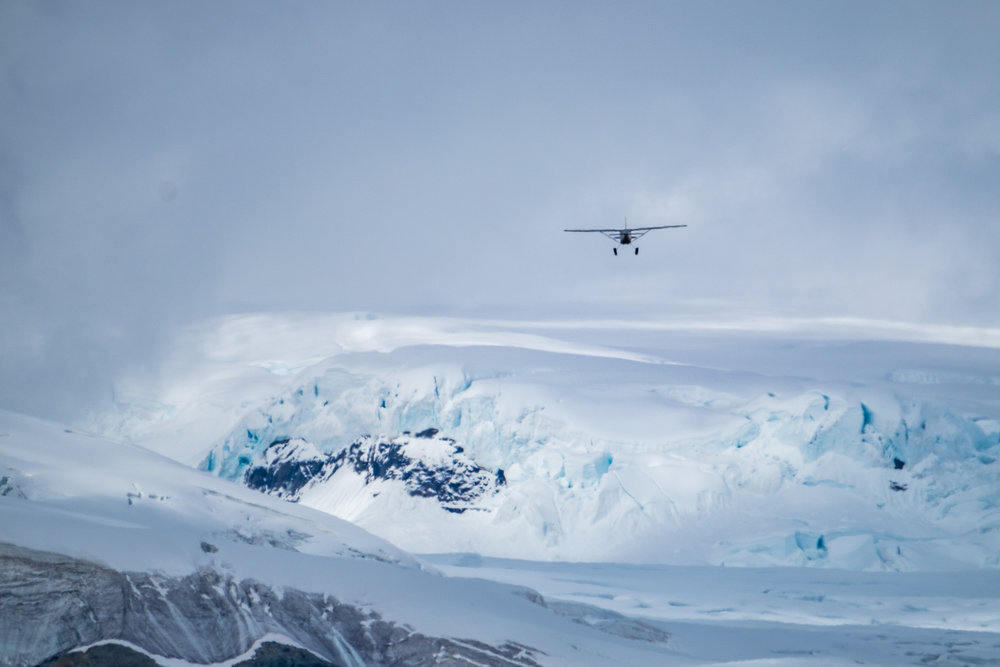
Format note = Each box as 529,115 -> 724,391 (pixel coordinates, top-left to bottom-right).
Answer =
245,434 -> 504,513
0,543 -> 541,667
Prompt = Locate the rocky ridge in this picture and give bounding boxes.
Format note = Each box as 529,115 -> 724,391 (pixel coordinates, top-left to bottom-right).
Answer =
1,542 -> 542,667
244,429 -> 505,514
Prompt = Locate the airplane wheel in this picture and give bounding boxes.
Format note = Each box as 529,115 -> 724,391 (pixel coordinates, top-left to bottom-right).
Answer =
635,247 -> 639,255
613,248 -> 618,256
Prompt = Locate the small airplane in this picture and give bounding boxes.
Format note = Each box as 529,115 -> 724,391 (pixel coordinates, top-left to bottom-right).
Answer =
564,218 -> 687,255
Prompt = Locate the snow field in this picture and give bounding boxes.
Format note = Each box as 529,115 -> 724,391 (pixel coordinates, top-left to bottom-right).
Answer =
8,313 -> 1000,665
186,336 -> 999,568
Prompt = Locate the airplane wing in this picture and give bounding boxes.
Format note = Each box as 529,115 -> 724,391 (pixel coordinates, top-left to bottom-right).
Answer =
627,225 -> 688,231
563,225 -> 687,232
564,225 -> 687,241
625,224 -> 687,240
564,228 -> 627,241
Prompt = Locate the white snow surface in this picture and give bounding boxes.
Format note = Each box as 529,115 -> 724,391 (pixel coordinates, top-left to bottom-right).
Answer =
7,312 -> 1000,665
0,409 -> 412,575
422,553 -> 1000,666
95,312 -> 1000,570
0,410 -> 680,666
4,407 -> 1000,666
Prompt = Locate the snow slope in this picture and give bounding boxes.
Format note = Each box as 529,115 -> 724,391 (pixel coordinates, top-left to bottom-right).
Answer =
11,312 -> 1000,665
423,554 -> 1000,666
97,313 -> 1000,569
7,411 -> 1000,667
8,409 -> 999,666
0,409 -> 678,666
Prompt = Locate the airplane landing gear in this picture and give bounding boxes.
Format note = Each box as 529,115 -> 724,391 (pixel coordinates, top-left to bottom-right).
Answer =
613,246 -> 640,256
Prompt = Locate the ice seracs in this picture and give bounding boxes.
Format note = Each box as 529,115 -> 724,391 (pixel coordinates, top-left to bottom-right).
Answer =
173,315 -> 1000,569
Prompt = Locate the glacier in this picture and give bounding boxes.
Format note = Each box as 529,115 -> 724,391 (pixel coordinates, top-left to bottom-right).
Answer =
136,314 -> 1000,570
16,311 -> 997,665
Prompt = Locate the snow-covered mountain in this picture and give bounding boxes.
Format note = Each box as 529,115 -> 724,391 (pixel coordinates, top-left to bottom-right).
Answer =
9,312 -> 1000,665
125,313 -> 1000,570
0,409 -> 674,666
242,430 -> 505,513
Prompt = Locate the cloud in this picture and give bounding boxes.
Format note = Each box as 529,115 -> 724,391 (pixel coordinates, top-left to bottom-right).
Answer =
2,1 -> 999,418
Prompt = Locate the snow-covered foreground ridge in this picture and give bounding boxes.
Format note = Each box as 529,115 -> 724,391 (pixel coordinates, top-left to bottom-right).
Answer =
0,410 -> 678,666
7,411 -> 1000,667
100,313 -> 1000,569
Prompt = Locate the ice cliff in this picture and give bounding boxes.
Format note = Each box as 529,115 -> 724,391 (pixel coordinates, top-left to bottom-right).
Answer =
192,324 -> 1000,569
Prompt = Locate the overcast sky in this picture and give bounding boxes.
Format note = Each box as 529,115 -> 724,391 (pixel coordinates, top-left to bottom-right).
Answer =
2,1 -> 1000,418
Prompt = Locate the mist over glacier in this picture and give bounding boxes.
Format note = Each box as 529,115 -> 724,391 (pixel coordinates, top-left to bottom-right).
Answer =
92,313 -> 1000,571
4,1 -> 1000,425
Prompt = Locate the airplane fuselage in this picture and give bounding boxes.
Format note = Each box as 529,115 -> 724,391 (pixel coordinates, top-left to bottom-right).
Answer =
618,232 -> 633,245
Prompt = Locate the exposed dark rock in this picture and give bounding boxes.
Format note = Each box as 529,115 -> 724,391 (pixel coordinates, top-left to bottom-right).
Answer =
244,434 -> 502,513
889,481 -> 908,492
233,641 -> 338,666
242,438 -> 328,501
4,543 -> 542,667
0,475 -> 24,498
37,638 -> 512,667
37,643 -> 161,667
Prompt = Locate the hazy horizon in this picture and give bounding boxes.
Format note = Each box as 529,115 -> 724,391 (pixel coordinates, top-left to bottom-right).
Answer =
3,1 -> 999,419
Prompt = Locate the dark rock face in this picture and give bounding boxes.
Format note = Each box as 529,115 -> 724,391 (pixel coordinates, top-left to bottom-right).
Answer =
232,641 -> 337,667
38,641 -> 340,666
340,439 -> 495,508
38,643 -> 162,666
245,434 -> 502,513
244,438 -> 327,500
0,474 -> 25,498
1,543 -> 542,667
